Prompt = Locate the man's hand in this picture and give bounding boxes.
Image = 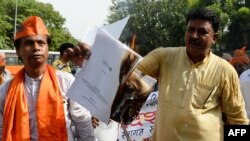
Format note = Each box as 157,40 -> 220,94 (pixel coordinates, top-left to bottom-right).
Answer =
67,42 -> 91,67
91,116 -> 100,128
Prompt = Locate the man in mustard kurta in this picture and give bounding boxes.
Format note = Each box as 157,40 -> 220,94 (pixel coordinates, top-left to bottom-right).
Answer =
136,8 -> 249,141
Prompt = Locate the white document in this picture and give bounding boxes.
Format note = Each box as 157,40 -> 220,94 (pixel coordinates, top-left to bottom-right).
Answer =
101,16 -> 129,40
81,16 -> 129,46
67,28 -> 142,123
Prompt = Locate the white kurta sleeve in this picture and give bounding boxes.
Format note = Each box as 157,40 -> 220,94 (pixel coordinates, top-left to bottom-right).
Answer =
68,99 -> 95,141
56,70 -> 95,141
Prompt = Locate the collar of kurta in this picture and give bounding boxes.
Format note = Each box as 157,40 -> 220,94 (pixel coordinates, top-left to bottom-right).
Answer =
186,50 -> 212,66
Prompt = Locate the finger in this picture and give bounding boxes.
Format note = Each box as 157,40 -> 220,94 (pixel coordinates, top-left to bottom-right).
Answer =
73,46 -> 82,57
66,48 -> 75,58
93,119 -> 100,126
77,42 -> 91,59
91,117 -> 100,128
92,116 -> 100,122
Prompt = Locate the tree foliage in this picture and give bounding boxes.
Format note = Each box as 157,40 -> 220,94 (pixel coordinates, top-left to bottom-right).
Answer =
224,6 -> 250,52
0,0 -> 78,51
108,0 -> 188,56
107,0 -> 250,55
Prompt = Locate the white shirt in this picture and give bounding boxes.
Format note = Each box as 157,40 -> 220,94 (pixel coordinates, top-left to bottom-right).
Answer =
2,69 -> 12,83
239,69 -> 250,119
0,70 -> 95,141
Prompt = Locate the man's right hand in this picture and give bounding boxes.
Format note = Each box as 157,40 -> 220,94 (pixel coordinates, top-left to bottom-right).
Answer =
67,42 -> 91,67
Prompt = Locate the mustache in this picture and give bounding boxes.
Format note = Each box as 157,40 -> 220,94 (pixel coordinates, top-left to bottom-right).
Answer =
29,52 -> 44,59
32,51 -> 43,56
189,38 -> 200,45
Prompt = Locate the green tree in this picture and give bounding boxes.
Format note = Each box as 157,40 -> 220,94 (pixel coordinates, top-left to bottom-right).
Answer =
108,0 -> 188,56
224,7 -> 250,52
0,0 -> 78,51
0,0 -> 15,49
107,0 -> 250,56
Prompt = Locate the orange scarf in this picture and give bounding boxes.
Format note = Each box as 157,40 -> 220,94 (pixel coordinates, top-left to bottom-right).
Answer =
3,65 -> 68,141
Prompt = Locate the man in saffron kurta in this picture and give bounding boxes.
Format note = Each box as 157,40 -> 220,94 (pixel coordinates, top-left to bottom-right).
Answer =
136,8 -> 249,141
0,16 -> 95,141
